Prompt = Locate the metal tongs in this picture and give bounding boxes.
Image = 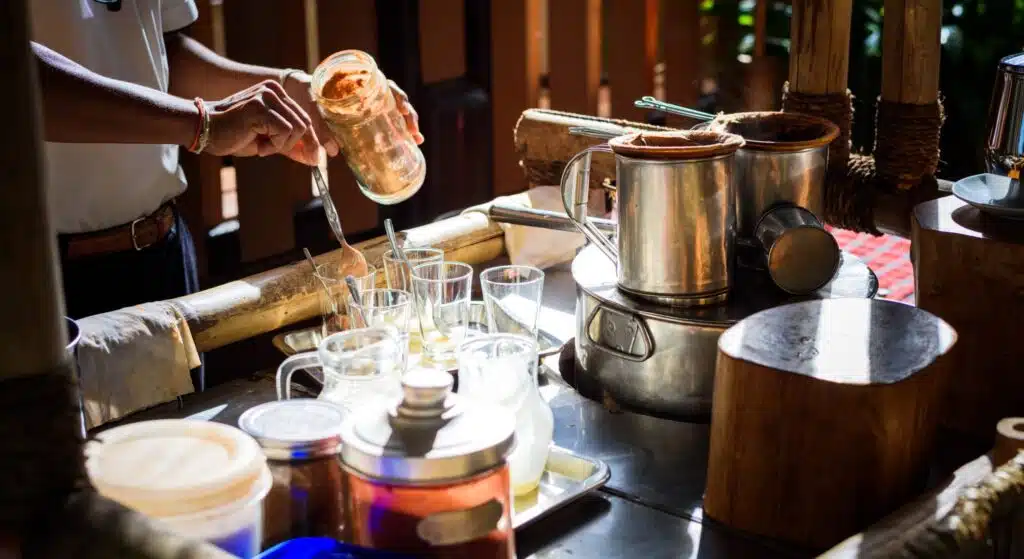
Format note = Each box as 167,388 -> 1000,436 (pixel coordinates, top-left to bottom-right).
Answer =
633,96 -> 716,121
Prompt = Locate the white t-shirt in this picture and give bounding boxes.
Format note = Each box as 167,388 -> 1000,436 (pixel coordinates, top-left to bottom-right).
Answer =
31,0 -> 200,234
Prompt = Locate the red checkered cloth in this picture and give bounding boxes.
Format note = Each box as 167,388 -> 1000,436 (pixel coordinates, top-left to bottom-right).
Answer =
826,227 -> 914,303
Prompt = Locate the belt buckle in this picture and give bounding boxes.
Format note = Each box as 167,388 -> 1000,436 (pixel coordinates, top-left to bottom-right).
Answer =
130,217 -> 153,251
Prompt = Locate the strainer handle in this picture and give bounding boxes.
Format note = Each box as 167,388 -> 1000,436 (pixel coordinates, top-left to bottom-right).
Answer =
560,144 -> 618,264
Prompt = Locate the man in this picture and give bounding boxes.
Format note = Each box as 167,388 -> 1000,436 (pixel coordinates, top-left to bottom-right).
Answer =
31,0 -> 422,326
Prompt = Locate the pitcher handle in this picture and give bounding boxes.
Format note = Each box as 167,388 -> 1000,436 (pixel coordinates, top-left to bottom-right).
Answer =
276,351 -> 322,400
560,144 -> 619,264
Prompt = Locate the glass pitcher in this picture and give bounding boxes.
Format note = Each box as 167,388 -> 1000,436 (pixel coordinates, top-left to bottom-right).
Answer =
276,327 -> 404,417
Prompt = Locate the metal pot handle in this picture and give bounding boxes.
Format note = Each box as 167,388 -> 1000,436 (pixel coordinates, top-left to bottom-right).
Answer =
561,144 -> 619,264
584,303 -> 654,363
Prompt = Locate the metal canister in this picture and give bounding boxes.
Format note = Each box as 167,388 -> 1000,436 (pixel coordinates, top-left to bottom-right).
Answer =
340,367 -> 516,558
985,53 -> 1024,177
238,399 -> 349,548
754,204 -> 840,295
707,111 -> 839,238
562,130 -> 745,307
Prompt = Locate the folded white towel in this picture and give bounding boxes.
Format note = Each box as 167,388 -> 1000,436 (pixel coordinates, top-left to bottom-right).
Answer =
465,187 -> 612,270
76,302 -> 199,429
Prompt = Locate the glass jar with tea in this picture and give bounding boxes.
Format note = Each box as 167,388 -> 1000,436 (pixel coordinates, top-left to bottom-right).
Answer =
340,367 -> 517,558
238,400 -> 349,548
311,50 -> 426,205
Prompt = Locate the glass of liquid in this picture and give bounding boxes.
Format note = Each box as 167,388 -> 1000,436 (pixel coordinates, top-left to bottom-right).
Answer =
315,263 -> 377,338
410,261 -> 473,369
349,289 -> 413,372
383,248 -> 443,355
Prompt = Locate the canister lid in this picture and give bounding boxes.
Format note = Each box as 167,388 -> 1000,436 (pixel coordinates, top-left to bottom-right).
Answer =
85,419 -> 269,517
340,367 -> 515,485
238,400 -> 346,461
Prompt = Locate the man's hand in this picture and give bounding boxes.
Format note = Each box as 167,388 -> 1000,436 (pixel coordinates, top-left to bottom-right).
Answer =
206,80 -> 320,166
284,72 -> 424,158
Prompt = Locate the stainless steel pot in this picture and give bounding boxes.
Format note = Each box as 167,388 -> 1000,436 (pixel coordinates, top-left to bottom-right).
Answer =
561,130 -> 745,307
705,112 -> 839,238
572,243 -> 878,420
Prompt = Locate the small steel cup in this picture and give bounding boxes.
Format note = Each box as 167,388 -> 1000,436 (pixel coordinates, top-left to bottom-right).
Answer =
754,204 -> 840,295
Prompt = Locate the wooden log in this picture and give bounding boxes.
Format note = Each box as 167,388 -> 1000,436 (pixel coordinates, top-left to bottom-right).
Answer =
705,298 -> 956,550
0,1 -> 230,556
788,0 -> 853,96
880,0 -> 942,105
913,196 -> 1024,440
513,108 -> 671,188
174,210 -> 505,353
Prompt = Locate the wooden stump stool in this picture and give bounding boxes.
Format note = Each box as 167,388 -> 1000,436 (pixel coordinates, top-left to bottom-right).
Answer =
914,196 -> 1024,440
704,298 -> 956,550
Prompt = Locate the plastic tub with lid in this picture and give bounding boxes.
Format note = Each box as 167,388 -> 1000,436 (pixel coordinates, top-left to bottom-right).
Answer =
85,419 -> 273,558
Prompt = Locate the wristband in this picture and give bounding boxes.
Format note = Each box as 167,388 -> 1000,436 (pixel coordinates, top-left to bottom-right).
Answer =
278,68 -> 305,89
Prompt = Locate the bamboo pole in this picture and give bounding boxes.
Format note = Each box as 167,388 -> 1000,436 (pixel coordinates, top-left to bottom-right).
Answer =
175,210 -> 507,353
788,0 -> 853,95
0,1 -> 230,556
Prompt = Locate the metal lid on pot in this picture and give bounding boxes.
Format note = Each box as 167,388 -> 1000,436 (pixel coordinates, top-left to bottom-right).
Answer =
998,53 -> 1024,74
238,399 -> 347,461
339,367 -> 515,485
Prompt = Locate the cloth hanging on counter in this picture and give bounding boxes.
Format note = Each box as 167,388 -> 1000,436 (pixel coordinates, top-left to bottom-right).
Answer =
76,302 -> 198,429
463,186 -> 613,270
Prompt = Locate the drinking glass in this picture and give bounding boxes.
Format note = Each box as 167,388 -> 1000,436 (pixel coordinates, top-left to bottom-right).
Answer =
315,263 -> 377,337
410,261 -> 473,368
349,289 -> 413,370
480,265 -> 545,339
383,248 -> 443,354
276,327 -> 404,417
457,334 -> 553,496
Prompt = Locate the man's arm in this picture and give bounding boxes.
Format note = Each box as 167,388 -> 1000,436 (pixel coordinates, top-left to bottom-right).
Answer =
34,41 -> 197,145
164,32 -> 284,101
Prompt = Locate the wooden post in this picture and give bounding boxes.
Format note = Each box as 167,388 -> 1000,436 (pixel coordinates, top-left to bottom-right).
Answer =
490,0 -> 544,196
0,1 -> 229,556
660,0 -> 701,109
317,0 -> 380,236
880,0 -> 941,105
788,0 -> 853,96
547,0 -> 602,115
605,0 -> 659,122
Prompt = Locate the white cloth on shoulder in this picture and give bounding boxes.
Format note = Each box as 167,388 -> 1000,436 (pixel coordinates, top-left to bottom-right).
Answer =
75,302 -> 199,429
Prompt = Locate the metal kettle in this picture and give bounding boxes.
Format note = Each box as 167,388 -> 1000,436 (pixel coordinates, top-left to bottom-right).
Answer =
985,53 -> 1024,177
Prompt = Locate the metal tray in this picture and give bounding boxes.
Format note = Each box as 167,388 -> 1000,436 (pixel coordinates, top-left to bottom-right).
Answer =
513,445 -> 611,530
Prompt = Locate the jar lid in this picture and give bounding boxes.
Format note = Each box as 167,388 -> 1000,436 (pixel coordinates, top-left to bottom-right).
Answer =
999,53 -> 1024,74
238,400 -> 347,461
85,419 -> 268,517
340,367 -> 515,485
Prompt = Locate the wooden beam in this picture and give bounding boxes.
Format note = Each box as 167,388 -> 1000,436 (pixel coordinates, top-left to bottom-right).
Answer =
222,0 -> 311,262
788,0 -> 853,95
317,0 -> 380,237
490,0 -> 544,195
419,0 -> 467,84
547,0 -> 602,115
605,0 -> 659,121
660,0 -> 701,108
881,0 -> 942,105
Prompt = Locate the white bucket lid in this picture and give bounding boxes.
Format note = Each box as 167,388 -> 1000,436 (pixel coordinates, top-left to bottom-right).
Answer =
85,419 -> 268,517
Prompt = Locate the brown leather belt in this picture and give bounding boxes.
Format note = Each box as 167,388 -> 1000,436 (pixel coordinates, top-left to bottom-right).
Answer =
65,202 -> 176,259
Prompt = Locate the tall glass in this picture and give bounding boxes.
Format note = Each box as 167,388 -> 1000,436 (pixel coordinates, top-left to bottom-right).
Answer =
410,261 -> 473,368
349,289 -> 413,370
383,248 -> 443,354
315,263 -> 377,337
457,334 -> 553,496
480,265 -> 545,339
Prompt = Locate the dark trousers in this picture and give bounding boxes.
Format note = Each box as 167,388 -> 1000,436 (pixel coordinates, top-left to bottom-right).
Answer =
58,208 -> 205,390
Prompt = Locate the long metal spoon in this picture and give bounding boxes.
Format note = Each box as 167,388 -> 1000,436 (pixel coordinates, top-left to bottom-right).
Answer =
384,218 -> 413,275
344,275 -> 369,327
312,165 -> 370,273
634,96 -> 715,121
303,247 -> 338,316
